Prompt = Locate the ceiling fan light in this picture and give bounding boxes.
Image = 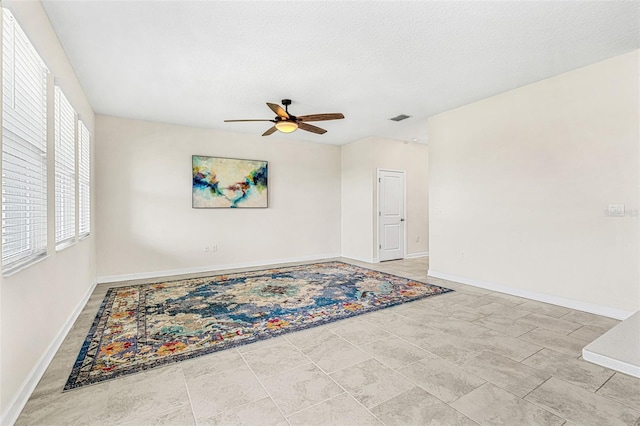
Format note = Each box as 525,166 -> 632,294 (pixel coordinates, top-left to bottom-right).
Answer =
275,121 -> 298,133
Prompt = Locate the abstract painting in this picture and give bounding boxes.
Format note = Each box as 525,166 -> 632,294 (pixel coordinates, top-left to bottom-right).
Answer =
192,155 -> 268,208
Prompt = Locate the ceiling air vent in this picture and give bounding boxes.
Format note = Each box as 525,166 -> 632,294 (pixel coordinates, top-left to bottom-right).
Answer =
389,114 -> 411,122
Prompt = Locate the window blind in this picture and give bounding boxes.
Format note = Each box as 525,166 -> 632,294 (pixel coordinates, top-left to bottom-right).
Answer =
2,9 -> 49,271
54,86 -> 76,247
78,120 -> 90,237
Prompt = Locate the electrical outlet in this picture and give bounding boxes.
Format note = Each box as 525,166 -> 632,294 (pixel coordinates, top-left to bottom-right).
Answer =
416,236 -> 420,243
211,244 -> 217,252
460,251 -> 465,260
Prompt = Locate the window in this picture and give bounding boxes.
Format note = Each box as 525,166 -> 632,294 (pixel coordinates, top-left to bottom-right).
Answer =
2,9 -> 49,271
78,120 -> 90,237
54,86 -> 76,247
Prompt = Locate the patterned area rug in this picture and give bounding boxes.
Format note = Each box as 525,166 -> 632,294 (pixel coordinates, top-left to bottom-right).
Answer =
65,261 -> 452,390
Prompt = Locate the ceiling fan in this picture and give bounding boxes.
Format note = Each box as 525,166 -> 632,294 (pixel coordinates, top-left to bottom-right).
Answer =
224,99 -> 345,136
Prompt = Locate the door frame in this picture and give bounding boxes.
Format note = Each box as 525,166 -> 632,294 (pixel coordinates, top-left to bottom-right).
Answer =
376,168 -> 407,262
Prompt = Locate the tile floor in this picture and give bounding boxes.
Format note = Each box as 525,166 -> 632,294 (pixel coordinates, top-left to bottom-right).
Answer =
16,257 -> 640,425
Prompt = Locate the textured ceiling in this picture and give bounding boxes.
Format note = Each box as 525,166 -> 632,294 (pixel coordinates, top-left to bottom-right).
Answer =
41,1 -> 639,145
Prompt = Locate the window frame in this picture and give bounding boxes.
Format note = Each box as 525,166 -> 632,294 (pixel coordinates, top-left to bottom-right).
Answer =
78,120 -> 90,239
1,8 -> 50,273
54,85 -> 76,250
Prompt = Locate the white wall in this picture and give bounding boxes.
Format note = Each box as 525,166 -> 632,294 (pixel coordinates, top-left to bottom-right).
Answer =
373,138 -> 429,257
340,137 -> 429,262
0,1 -> 96,422
95,115 -> 341,280
428,51 -> 639,317
341,138 -> 374,261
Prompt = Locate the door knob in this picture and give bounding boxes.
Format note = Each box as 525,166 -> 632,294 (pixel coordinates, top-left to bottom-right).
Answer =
400,218 -> 405,222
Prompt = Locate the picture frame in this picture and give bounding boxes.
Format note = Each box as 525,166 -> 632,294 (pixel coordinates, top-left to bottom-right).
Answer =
192,155 -> 268,208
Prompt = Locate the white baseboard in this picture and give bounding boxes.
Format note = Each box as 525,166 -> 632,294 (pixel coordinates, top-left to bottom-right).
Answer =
582,350 -> 640,378
582,310 -> 640,378
341,255 -> 377,264
97,253 -> 342,284
0,280 -> 97,426
405,251 -> 429,259
342,252 -> 428,264
427,270 -> 633,320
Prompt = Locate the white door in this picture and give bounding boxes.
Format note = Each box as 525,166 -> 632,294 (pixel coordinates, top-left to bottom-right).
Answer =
378,170 -> 405,261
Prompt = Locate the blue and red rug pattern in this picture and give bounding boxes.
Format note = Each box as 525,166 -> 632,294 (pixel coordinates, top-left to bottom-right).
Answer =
65,261 -> 452,390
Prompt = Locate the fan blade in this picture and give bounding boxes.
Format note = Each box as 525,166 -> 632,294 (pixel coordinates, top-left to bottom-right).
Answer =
262,126 -> 277,136
298,122 -> 327,134
224,119 -> 275,122
267,103 -> 289,119
297,113 -> 344,122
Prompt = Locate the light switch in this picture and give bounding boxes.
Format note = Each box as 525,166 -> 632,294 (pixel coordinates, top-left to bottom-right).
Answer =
608,204 -> 625,217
